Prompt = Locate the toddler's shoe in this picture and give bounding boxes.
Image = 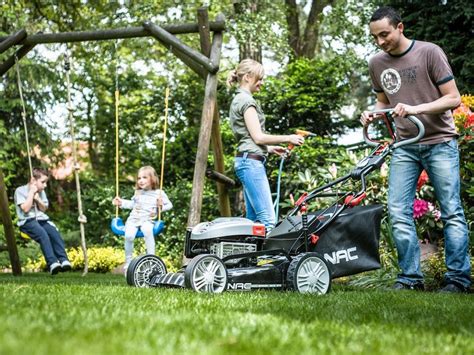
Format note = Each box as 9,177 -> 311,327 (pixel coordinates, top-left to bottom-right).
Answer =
50,262 -> 62,275
61,260 -> 72,272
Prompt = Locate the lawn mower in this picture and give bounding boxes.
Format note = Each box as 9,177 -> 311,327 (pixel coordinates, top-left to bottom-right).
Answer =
126,110 -> 425,294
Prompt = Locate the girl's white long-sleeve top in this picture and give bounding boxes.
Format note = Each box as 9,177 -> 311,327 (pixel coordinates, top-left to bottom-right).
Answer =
120,189 -> 172,227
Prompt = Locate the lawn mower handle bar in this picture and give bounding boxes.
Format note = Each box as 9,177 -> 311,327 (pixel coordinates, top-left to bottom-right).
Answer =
363,109 -> 425,148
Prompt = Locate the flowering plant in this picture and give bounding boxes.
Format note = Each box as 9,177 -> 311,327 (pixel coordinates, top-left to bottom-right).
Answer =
453,94 -> 474,138
453,94 -> 474,234
413,170 -> 443,241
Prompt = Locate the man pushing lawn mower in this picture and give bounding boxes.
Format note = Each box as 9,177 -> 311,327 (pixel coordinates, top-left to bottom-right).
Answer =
361,6 -> 471,293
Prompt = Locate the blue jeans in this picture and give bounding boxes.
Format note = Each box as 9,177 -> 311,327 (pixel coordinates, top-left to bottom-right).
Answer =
20,219 -> 69,267
234,155 -> 275,230
388,139 -> 471,288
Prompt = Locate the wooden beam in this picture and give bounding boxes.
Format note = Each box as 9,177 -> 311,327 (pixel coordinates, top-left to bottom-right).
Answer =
198,8 -> 231,217
0,43 -> 36,79
155,38 -> 207,79
143,21 -> 219,74
0,29 -> 27,54
206,168 -> 236,187
187,14 -> 224,227
0,21 -> 226,44
0,169 -> 22,275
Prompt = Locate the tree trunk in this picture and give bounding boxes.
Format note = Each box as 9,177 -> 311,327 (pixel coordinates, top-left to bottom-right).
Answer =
285,0 -> 334,59
233,0 -> 262,62
285,0 -> 300,58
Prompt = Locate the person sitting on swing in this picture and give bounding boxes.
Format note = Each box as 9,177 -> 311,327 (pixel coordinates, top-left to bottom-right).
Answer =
112,166 -> 172,272
14,167 -> 72,275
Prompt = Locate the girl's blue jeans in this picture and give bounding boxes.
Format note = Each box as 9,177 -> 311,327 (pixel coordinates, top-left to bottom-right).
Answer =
388,138 -> 471,288
234,155 -> 275,230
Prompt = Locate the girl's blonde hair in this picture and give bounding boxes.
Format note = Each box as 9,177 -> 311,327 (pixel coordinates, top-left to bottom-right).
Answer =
226,59 -> 264,88
136,166 -> 159,190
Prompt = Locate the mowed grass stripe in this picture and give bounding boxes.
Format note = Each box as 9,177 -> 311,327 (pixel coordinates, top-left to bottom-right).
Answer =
0,273 -> 472,355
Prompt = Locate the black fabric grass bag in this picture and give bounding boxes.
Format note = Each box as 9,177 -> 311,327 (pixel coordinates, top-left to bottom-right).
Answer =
311,204 -> 384,278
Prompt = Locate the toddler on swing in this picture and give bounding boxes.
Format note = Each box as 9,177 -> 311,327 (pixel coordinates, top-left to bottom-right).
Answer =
112,166 -> 172,271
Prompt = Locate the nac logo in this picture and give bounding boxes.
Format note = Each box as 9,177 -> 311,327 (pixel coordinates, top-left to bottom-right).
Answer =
324,247 -> 359,264
227,283 -> 252,291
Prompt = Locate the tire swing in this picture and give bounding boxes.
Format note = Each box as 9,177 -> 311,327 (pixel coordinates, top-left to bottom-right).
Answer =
110,57 -> 169,238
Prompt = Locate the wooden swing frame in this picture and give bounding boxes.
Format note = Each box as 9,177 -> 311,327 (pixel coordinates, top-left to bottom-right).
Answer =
0,7 -> 233,275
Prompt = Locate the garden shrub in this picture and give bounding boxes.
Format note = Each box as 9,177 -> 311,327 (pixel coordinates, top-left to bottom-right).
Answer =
24,245 -> 178,273
24,246 -> 125,273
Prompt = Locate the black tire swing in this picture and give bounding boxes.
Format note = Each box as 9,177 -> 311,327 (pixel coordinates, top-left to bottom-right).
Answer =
110,45 -> 169,238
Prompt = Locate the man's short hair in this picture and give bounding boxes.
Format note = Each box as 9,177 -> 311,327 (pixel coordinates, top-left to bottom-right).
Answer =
32,167 -> 49,180
370,6 -> 402,28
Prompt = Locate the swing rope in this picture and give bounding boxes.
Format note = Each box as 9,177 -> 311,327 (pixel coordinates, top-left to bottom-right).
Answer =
158,87 -> 169,221
114,42 -> 120,218
15,55 -> 38,221
15,55 -> 34,180
64,52 -> 88,275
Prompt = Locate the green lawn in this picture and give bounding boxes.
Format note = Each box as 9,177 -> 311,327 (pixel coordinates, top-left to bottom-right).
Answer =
0,272 -> 472,355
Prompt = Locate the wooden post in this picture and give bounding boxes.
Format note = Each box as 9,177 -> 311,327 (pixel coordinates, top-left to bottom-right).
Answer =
197,8 -> 231,217
0,169 -> 22,275
187,14 -> 224,227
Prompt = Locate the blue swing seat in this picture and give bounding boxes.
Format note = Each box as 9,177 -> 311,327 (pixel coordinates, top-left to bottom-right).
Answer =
110,217 -> 165,238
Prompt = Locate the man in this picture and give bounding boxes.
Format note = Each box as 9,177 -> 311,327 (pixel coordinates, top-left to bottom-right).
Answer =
361,6 -> 471,292
15,168 -> 72,275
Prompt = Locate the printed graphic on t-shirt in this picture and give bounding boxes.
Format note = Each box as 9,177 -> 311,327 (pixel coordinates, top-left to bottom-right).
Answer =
399,66 -> 418,84
380,68 -> 401,94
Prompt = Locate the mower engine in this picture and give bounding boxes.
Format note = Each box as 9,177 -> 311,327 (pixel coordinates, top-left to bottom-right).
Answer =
185,217 -> 266,259
210,242 -> 257,258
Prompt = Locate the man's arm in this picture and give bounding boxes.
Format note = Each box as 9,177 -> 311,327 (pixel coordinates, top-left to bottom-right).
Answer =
393,80 -> 461,117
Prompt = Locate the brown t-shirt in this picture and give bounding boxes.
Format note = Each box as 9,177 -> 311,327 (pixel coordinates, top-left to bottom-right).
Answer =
369,40 -> 457,144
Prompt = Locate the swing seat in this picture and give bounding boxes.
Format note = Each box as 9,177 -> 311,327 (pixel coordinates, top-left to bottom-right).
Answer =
110,217 -> 165,238
20,231 -> 31,240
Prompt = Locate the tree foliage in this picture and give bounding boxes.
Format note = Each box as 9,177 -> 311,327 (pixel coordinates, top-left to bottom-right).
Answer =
258,56 -> 352,136
383,0 -> 473,93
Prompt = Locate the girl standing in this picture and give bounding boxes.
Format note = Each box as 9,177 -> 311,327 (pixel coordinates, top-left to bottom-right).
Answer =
227,59 -> 304,231
113,166 -> 172,269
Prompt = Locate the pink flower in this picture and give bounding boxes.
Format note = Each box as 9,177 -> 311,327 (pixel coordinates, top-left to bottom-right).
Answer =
413,199 -> 429,219
433,209 -> 441,221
